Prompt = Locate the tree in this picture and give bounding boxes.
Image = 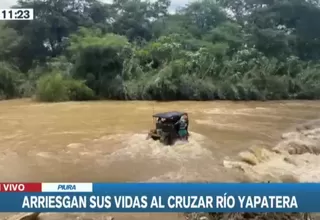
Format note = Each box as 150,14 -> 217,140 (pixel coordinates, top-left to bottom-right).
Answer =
0,0 -> 320,101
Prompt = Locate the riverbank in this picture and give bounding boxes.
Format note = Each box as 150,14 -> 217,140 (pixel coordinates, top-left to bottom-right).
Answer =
224,119 -> 320,183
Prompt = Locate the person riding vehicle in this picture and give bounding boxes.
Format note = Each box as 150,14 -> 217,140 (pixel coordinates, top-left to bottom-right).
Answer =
156,117 -> 162,135
175,113 -> 188,140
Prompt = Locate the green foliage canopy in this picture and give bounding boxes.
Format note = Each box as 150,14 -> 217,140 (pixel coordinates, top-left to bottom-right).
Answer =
0,0 -> 320,101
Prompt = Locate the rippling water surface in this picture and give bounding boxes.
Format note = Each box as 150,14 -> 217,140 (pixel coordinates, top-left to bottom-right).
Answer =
0,99 -> 319,220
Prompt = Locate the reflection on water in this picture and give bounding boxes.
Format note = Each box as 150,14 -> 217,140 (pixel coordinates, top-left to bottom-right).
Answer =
0,99 -> 319,219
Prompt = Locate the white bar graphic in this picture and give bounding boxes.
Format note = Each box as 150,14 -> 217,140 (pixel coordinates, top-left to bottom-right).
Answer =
42,183 -> 92,192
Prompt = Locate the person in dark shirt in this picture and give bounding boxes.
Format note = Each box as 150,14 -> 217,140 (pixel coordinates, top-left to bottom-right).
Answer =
156,117 -> 162,135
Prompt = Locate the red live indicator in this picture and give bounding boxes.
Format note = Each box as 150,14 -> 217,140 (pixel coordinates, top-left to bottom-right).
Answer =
0,183 -> 41,192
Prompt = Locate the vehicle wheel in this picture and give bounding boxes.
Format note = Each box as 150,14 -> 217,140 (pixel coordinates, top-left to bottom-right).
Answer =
164,136 -> 172,145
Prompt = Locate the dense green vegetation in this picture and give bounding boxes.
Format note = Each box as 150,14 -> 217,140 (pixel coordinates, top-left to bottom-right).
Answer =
1,0 -> 320,101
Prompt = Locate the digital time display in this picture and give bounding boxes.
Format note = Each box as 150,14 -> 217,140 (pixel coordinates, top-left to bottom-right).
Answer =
0,9 -> 34,20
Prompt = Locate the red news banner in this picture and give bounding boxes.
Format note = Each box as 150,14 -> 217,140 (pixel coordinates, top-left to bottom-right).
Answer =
0,183 -> 41,192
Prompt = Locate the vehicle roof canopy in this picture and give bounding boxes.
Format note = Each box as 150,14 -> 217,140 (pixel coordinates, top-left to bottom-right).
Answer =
153,111 -> 187,119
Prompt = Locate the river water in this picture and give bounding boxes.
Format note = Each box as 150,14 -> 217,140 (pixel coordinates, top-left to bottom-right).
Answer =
0,99 -> 320,220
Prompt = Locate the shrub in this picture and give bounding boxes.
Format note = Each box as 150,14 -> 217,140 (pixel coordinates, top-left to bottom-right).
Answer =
36,73 -> 69,102
0,62 -> 22,100
65,79 -> 95,101
35,73 -> 95,102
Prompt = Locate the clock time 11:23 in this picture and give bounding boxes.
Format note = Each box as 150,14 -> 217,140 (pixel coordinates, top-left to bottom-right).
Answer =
0,9 -> 34,20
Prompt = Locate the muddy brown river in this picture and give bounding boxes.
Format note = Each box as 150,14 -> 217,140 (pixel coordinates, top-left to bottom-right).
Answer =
0,99 -> 320,220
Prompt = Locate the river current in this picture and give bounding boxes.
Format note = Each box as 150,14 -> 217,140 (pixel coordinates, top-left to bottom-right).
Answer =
0,99 -> 319,220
